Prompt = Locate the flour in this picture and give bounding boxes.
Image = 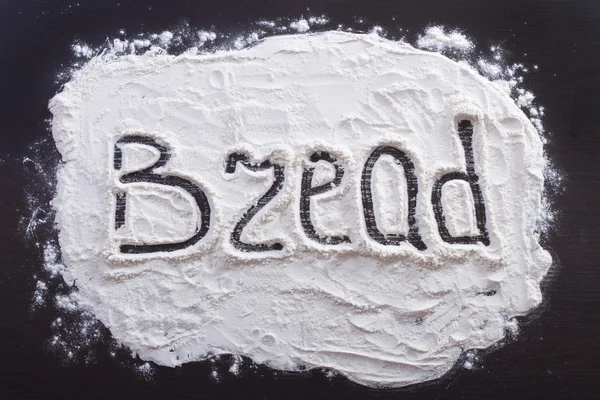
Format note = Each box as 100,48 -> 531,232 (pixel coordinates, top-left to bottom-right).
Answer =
46,28 -> 553,388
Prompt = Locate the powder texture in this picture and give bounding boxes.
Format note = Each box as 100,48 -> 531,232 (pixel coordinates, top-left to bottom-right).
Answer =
49,31 -> 551,387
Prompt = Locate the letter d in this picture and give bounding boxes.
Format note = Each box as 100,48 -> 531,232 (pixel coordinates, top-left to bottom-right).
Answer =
431,120 -> 490,245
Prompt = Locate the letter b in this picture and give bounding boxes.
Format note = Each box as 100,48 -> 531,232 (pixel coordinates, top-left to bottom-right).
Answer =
113,135 -> 212,254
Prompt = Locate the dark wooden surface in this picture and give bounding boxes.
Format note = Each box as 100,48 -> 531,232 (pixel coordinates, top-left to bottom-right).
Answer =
1,0 -> 599,398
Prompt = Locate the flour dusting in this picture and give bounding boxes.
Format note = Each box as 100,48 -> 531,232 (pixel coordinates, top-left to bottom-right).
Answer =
31,21 -> 557,388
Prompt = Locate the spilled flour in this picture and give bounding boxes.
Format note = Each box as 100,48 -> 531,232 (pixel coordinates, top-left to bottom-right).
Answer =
48,29 -> 552,387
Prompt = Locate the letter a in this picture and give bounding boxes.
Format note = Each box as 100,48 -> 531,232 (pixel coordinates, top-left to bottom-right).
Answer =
361,146 -> 426,251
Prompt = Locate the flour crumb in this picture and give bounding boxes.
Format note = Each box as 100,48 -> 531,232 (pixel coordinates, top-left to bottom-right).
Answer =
417,26 -> 474,52
290,19 -> 310,33
33,280 -> 48,306
72,44 -> 93,58
308,16 -> 329,25
55,294 -> 78,311
370,25 -> 384,36
505,318 -> 520,337
211,369 -> 220,381
257,20 -> 276,28
137,362 -> 155,378
233,32 -> 260,49
197,30 -> 217,46
44,244 -> 65,277
229,354 -> 242,375
463,351 -> 478,370
477,59 -> 502,78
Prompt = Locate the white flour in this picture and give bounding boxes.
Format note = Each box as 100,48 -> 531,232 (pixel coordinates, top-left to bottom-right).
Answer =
48,30 -> 552,387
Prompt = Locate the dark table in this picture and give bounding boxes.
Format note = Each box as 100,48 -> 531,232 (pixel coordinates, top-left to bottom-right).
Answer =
1,0 -> 599,398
